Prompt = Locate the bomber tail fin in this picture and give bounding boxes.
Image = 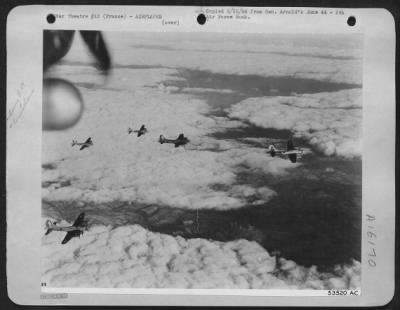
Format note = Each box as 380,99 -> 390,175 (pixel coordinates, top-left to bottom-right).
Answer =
267,145 -> 277,157
72,140 -> 77,147
128,128 -> 133,134
45,220 -> 54,235
159,135 -> 166,144
287,140 -> 295,151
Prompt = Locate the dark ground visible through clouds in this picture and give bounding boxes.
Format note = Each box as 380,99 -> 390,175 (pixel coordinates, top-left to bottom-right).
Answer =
161,67 -> 362,269
42,67 -> 362,272
163,68 -> 361,114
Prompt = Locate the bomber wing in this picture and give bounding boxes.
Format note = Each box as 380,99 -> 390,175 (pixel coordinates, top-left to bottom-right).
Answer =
72,212 -> 85,227
61,230 -> 81,244
288,153 -> 297,163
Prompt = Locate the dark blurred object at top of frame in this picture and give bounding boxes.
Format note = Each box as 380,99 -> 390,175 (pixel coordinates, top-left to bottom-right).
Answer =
42,31 -> 112,131
43,30 -> 111,72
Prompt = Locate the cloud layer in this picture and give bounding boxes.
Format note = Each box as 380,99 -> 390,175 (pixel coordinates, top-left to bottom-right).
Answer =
42,32 -> 362,290
61,32 -> 362,85
229,89 -> 362,157
42,219 -> 360,289
43,33 -> 362,209
43,67 -> 295,209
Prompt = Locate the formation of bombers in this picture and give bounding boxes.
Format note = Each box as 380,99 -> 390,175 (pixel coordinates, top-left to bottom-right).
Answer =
71,124 -> 190,151
42,31 -> 307,244
71,123 -> 304,158
47,125 -> 305,244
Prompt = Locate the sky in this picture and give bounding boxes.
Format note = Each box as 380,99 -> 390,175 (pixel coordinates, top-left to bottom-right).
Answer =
42,31 -> 362,289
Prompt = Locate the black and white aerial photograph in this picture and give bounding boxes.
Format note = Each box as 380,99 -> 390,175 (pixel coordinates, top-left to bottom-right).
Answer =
41,30 -> 362,290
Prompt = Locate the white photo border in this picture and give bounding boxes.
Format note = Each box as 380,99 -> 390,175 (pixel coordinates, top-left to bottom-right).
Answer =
6,5 -> 396,306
